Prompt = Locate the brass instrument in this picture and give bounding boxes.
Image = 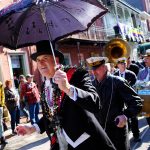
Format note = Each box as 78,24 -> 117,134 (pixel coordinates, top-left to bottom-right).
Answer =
104,38 -> 131,63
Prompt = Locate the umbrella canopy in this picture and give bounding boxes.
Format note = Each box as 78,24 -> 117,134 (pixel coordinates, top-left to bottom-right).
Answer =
0,0 -> 108,49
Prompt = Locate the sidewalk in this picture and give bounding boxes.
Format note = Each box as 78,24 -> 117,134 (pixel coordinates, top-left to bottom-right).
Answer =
3,130 -> 49,150
1,115 -> 50,150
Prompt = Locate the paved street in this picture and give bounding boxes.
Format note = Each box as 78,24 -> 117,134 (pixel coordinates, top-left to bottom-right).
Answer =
130,116 -> 150,150
0,116 -> 149,150
0,115 -> 50,150
2,130 -> 49,150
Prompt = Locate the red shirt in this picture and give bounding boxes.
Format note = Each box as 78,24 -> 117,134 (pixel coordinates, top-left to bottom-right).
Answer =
22,82 -> 40,104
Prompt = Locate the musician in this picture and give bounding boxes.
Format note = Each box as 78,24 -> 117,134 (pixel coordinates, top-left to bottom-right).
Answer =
86,56 -> 142,149
114,57 -> 141,142
16,40 -> 116,150
114,57 -> 137,87
137,49 -> 150,127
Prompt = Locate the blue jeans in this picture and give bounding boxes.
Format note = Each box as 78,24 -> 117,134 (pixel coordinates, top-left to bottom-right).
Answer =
9,106 -> 20,131
0,107 -> 4,137
20,101 -> 29,118
16,106 -> 20,126
29,102 -> 40,124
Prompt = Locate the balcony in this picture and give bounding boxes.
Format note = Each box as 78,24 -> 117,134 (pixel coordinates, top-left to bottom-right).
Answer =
144,32 -> 150,41
62,25 -> 109,43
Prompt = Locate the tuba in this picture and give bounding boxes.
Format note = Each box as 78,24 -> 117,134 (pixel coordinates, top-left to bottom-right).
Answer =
104,38 -> 131,63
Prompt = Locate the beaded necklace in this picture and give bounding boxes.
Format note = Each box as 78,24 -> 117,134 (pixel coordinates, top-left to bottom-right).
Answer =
40,67 -> 77,147
41,67 -> 77,125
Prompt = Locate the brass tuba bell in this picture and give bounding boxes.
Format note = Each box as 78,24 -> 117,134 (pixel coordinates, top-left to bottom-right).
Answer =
104,38 -> 131,63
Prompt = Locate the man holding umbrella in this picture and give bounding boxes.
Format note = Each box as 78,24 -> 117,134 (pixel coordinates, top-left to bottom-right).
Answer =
16,40 -> 116,150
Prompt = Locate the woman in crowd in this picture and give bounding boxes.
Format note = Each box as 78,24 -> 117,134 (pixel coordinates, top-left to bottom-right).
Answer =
4,80 -> 20,135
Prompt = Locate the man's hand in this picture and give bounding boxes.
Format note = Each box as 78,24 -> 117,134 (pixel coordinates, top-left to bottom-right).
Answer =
15,124 -> 36,136
115,115 -> 127,128
53,69 -> 72,95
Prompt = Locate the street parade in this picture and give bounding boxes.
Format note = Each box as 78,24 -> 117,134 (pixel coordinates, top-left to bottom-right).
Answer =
0,0 -> 150,150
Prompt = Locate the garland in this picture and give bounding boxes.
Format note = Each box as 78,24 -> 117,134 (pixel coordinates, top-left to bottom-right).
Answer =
41,83 -> 61,127
40,81 -> 62,147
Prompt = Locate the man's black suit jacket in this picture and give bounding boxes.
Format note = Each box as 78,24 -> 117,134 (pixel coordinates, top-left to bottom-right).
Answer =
114,69 -> 137,86
37,68 -> 115,149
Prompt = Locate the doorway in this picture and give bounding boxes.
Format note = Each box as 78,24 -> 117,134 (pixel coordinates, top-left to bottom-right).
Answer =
8,52 -> 30,88
11,55 -> 24,78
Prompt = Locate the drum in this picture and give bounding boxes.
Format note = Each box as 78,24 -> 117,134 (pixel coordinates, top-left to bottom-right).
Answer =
138,90 -> 150,116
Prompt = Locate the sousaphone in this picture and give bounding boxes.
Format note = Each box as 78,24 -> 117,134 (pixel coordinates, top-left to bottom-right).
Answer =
104,38 -> 131,63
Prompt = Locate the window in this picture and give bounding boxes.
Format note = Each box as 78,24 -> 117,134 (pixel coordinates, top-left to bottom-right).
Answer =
11,55 -> 21,68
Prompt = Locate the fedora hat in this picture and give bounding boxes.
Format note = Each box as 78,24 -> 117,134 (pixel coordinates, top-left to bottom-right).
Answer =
86,56 -> 108,70
31,40 -> 64,64
143,49 -> 150,57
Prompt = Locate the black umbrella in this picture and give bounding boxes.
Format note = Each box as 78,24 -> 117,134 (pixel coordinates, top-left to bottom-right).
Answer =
0,0 -> 108,65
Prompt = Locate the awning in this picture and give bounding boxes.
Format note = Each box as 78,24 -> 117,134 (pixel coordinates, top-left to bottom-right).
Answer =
137,42 -> 150,54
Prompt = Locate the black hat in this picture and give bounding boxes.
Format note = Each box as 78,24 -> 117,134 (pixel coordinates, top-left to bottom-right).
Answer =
31,40 -> 64,64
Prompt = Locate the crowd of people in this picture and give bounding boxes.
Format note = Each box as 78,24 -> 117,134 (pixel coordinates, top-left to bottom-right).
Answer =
0,73 -> 40,145
0,40 -> 149,150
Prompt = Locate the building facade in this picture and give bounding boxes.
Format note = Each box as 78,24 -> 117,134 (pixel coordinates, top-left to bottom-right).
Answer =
124,0 -> 150,37
99,0 -> 150,59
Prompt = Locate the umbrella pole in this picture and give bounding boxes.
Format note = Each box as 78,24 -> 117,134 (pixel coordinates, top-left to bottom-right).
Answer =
77,42 -> 82,66
40,7 -> 57,66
